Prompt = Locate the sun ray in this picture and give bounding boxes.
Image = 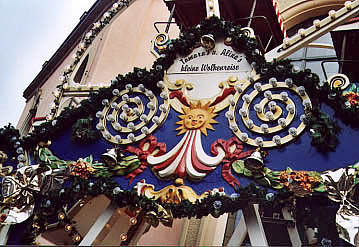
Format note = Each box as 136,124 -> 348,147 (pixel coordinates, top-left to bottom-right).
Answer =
176,101 -> 218,136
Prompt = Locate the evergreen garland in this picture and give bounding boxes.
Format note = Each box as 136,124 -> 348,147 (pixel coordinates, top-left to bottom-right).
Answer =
71,117 -> 100,144
317,83 -> 359,128
20,176 -> 282,244
305,107 -> 341,152
0,124 -> 21,156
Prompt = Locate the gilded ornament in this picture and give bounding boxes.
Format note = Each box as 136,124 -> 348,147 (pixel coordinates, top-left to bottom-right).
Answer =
321,166 -> 359,245
176,101 -> 217,136
224,37 -> 232,45
120,233 -> 127,242
0,151 -> 12,176
65,224 -> 73,231
137,179 -> 209,204
73,234 -> 81,242
129,217 -> 137,225
144,204 -> 173,228
58,212 -> 65,220
228,76 -> 237,83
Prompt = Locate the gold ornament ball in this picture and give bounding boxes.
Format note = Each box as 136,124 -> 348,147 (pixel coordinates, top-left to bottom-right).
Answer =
65,224 -> 73,232
58,212 -> 65,220
174,178 -> 184,186
120,233 -> 127,242
79,200 -> 85,207
130,217 -> 137,225
73,234 -> 81,242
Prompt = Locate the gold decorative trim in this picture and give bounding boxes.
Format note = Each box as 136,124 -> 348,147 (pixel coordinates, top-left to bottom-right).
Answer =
164,73 -> 256,114
137,178 -> 211,204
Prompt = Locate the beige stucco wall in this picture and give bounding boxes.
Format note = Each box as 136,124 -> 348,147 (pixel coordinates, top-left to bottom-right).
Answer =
17,0 -> 179,131
17,44 -> 78,129
137,219 -> 184,246
86,0 -> 179,85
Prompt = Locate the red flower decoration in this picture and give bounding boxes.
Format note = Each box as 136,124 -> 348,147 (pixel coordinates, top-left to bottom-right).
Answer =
0,213 -> 7,222
345,92 -> 359,106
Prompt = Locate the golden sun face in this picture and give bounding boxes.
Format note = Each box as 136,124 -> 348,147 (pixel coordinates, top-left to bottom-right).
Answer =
176,102 -> 218,136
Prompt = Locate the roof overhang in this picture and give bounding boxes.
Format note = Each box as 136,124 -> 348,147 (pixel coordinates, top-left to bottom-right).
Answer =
164,0 -> 285,51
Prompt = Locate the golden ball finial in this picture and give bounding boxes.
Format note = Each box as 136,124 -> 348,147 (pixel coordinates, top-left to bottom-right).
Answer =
175,178 -> 184,186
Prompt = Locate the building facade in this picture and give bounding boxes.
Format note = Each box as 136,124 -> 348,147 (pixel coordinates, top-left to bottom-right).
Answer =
3,0 -> 358,246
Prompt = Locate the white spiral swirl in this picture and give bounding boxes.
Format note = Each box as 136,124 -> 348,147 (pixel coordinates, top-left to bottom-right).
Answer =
227,77 -> 311,148
96,82 -> 169,144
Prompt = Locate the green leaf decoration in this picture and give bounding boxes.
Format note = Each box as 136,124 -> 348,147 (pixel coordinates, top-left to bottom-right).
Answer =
313,183 -> 327,193
269,170 -> 282,177
243,168 -> 252,177
37,147 -> 68,169
84,155 -> 93,164
308,171 -> 321,178
92,168 -> 112,178
71,118 -> 100,144
112,155 -> 141,176
285,167 -> 293,173
306,107 -> 340,152
350,162 -> 359,170
265,169 -> 280,179
232,160 -> 245,175
256,177 -> 271,187
91,162 -> 106,169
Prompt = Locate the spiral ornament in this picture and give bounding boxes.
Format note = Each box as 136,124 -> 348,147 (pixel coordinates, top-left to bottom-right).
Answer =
154,33 -> 169,49
151,33 -> 170,57
227,77 -> 311,148
96,82 -> 169,144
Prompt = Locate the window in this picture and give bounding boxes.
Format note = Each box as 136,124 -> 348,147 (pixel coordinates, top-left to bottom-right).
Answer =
287,32 -> 339,83
73,54 -> 89,84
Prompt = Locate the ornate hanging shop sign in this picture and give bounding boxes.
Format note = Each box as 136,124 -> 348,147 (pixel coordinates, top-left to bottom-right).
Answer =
2,16 -> 359,246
